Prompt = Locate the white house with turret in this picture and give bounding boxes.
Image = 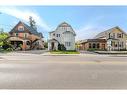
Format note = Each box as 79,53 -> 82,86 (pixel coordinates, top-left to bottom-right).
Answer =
48,22 -> 76,51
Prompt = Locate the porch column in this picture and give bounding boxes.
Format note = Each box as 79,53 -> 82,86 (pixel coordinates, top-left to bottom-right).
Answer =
48,42 -> 51,51
22,40 -> 26,51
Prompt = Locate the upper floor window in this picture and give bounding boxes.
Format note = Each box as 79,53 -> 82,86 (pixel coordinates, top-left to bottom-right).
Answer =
18,26 -> 24,31
53,33 -> 55,36
109,33 -> 111,38
56,34 -> 60,37
24,33 -> 27,38
15,33 -> 18,37
117,33 -> 122,38
113,33 -> 115,38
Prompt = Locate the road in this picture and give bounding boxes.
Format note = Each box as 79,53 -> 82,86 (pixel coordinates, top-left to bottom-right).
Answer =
0,51 -> 127,89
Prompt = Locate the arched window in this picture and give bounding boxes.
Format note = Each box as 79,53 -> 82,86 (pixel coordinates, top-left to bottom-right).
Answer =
92,43 -> 96,48
26,41 -> 30,45
89,43 -> 91,48
97,43 -> 100,48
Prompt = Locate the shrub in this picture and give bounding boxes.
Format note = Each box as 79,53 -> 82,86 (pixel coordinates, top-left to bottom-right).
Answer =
60,44 -> 66,51
2,41 -> 13,51
58,44 -> 66,51
58,44 -> 61,51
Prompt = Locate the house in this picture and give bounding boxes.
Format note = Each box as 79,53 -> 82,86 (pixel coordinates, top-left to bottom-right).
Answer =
76,39 -> 106,51
48,22 -> 76,51
77,26 -> 127,51
7,17 -> 44,50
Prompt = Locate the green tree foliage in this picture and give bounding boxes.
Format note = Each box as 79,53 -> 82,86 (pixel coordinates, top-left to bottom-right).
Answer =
0,32 -> 8,46
0,31 -> 13,51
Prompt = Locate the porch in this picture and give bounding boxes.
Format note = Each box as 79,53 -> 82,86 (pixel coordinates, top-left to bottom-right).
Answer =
7,36 -> 31,50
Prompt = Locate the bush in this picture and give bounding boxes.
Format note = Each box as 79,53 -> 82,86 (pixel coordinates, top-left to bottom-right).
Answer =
2,41 -> 13,51
61,44 -> 66,51
58,44 -> 61,51
58,44 -> 66,51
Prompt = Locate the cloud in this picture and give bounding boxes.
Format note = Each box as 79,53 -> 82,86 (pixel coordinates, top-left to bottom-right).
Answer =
75,24 -> 100,41
75,16 -> 109,41
0,7 -> 50,31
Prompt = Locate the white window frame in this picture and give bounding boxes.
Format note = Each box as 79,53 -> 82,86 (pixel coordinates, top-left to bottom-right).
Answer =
18,26 -> 24,31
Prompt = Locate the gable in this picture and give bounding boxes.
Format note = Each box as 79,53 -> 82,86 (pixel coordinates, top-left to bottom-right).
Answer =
94,26 -> 127,39
9,21 -> 30,34
112,27 -> 125,34
9,21 -> 41,37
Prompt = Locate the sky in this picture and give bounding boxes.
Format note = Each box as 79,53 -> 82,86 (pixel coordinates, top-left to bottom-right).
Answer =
1,6 -> 127,41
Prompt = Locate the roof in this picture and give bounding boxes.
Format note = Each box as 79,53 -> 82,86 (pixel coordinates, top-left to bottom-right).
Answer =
80,39 -> 106,44
58,22 -> 71,27
48,38 -> 59,43
49,22 -> 76,35
94,26 -> 127,39
6,36 -> 31,41
10,21 -> 43,38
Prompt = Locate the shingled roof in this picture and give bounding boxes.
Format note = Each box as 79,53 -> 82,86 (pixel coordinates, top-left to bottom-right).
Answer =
10,21 -> 43,38
49,22 -> 76,35
94,26 -> 127,39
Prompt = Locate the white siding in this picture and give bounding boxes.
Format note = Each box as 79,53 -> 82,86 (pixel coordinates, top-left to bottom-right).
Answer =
48,22 -> 76,50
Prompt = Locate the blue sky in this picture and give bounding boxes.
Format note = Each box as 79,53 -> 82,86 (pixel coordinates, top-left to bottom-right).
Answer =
0,6 -> 127,41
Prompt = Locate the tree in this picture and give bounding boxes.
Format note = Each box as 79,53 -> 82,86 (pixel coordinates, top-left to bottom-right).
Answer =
0,32 -> 8,46
0,32 -> 13,51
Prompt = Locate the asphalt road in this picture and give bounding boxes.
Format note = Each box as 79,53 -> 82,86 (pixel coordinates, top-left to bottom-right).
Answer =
0,52 -> 127,89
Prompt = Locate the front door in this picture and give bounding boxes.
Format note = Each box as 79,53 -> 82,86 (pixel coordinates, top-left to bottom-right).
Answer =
51,42 -> 55,50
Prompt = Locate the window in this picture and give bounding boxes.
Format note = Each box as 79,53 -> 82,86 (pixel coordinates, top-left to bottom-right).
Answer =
121,42 -> 124,47
65,42 -> 71,47
113,33 -> 115,38
53,33 -> 55,36
97,43 -> 100,48
56,34 -> 60,37
115,44 -> 118,47
109,33 -> 111,38
15,33 -> 18,37
18,26 -> 24,31
26,41 -> 30,45
24,33 -> 27,38
92,43 -> 96,48
117,33 -> 122,38
89,43 -> 91,48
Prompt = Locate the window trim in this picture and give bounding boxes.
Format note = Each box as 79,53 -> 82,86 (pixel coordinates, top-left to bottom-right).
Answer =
18,26 -> 24,31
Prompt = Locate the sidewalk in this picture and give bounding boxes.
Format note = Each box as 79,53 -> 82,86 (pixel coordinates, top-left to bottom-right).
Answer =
94,51 -> 127,54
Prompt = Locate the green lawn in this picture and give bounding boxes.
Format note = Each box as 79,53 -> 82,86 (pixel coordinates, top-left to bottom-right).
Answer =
50,50 -> 80,54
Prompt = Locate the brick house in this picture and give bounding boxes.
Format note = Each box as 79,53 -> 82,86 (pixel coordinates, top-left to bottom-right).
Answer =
77,39 -> 106,50
77,26 -> 127,51
7,20 -> 44,50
